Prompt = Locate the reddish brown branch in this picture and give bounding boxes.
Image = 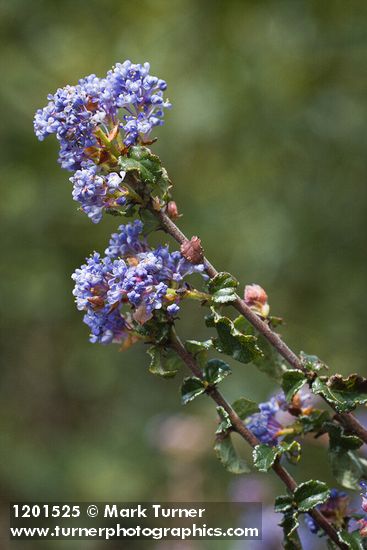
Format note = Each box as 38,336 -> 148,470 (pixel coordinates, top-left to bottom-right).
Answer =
155,207 -> 367,445
170,332 -> 347,549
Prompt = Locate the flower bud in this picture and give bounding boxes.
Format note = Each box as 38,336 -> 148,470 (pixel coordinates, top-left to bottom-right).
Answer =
244,284 -> 269,318
180,236 -> 204,264
167,201 -> 179,219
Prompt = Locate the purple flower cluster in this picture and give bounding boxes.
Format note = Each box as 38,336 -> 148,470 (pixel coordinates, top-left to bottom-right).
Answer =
70,165 -> 127,223
34,61 -> 171,171
246,395 -> 283,445
72,221 -> 206,343
245,390 -> 311,445
304,489 -> 349,534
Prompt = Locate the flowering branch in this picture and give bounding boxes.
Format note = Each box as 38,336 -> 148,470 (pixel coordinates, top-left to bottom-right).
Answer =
169,330 -> 347,549
34,60 -> 367,549
154,207 -> 367,445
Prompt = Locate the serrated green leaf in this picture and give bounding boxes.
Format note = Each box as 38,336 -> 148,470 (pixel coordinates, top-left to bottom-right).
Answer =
253,444 -> 279,471
204,358 -> 231,385
181,377 -> 205,405
282,370 -> 307,402
300,351 -> 327,372
338,530 -> 364,550
208,272 -> 238,304
280,510 -> 299,538
185,339 -> 213,368
209,308 -> 262,364
147,346 -> 182,378
208,272 -> 238,293
293,480 -> 330,512
232,397 -> 259,419
253,441 -> 302,472
274,495 -> 294,513
312,374 -> 367,413
327,423 -> 363,452
119,146 -> 171,201
212,287 -> 238,304
214,434 -> 250,474
216,406 -> 232,434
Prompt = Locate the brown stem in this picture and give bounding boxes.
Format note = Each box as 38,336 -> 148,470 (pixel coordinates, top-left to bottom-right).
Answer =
170,332 -> 346,549
155,207 -> 367,445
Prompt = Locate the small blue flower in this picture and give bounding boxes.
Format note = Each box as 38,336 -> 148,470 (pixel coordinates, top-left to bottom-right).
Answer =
70,166 -> 127,223
246,395 -> 282,445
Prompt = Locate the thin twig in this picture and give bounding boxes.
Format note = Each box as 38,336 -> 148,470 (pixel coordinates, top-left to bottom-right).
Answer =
169,331 -> 347,549
155,207 -> 367,445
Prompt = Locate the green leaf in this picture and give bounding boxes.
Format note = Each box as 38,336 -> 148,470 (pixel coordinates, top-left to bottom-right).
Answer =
253,441 -> 302,472
337,530 -> 364,550
148,346 -> 182,378
214,433 -> 250,474
185,339 -> 213,368
119,146 -> 171,201
216,406 -> 232,434
139,208 -> 161,234
232,397 -> 259,419
208,272 -> 239,304
204,358 -> 231,385
293,480 -> 330,512
253,444 -> 279,472
327,423 -> 363,451
297,410 -> 330,434
274,495 -> 294,513
279,441 -> 302,465
208,308 -> 262,364
326,423 -> 364,489
282,370 -> 307,402
330,448 -> 365,490
181,377 -> 205,405
280,510 -> 299,538
300,351 -> 327,372
253,333 -> 288,381
312,374 -> 367,413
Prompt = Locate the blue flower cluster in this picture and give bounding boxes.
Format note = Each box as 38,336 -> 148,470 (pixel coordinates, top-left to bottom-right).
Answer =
245,390 -> 311,445
72,221 -> 206,343
70,165 -> 127,223
34,60 -> 171,170
246,395 -> 283,445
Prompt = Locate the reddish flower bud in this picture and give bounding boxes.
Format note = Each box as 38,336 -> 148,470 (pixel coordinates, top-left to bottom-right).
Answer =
167,201 -> 179,219
244,284 -> 269,318
180,236 -> 204,264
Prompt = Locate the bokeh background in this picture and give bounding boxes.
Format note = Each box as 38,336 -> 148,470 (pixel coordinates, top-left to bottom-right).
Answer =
1,1 -> 367,548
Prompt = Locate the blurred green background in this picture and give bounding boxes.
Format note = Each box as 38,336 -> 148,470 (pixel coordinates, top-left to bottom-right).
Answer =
1,0 -> 367,548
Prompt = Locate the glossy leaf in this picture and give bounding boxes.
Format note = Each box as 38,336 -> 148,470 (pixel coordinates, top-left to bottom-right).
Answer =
216,406 -> 232,434
208,272 -> 238,304
253,444 -> 279,472
181,376 -> 205,405
214,433 -> 250,474
337,530 -> 364,550
207,308 -> 262,364
312,374 -> 367,413
232,397 -> 259,419
204,358 -> 231,385
282,370 -> 307,402
293,480 -> 330,512
147,346 -> 182,378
